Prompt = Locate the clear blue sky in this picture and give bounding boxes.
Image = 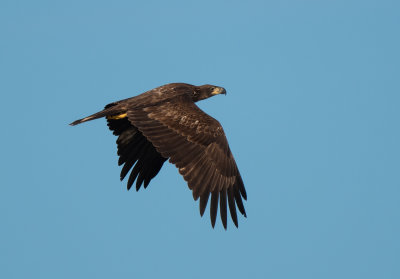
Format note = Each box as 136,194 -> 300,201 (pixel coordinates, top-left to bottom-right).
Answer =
1,0 -> 399,278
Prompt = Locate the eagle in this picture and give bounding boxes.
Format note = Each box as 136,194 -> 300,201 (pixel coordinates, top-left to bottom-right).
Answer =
70,83 -> 247,229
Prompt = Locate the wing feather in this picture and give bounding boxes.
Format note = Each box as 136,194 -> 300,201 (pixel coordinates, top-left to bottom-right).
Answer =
199,190 -> 210,217
120,139 -> 146,179
227,186 -> 238,227
210,191 -> 219,228
220,189 -> 228,229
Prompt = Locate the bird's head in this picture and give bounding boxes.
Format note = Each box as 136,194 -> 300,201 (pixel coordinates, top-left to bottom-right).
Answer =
192,84 -> 226,102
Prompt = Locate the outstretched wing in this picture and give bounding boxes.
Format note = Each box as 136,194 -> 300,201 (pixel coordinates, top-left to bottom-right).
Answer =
126,94 -> 247,229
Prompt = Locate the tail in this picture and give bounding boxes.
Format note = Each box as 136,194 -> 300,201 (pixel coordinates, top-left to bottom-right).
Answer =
69,113 -> 104,126
69,104 -> 121,126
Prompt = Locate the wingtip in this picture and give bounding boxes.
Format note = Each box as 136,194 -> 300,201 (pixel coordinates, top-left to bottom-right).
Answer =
233,219 -> 239,228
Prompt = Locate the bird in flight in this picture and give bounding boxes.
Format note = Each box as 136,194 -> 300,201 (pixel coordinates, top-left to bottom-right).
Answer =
70,83 -> 247,229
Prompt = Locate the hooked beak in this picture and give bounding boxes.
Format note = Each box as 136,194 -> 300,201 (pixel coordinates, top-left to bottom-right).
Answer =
211,87 -> 227,96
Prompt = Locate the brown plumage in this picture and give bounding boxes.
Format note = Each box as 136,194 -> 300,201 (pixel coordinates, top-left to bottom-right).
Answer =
70,83 -> 247,229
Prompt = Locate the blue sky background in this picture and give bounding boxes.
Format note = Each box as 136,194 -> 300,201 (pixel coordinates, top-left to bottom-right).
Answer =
1,0 -> 399,278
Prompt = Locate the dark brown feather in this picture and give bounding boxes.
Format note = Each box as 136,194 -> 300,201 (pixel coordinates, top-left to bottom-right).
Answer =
228,187 -> 238,227
199,190 -> 210,217
220,189 -> 228,229
210,191 -> 219,228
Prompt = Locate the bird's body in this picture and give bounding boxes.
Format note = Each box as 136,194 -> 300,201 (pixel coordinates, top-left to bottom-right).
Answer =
70,83 -> 247,229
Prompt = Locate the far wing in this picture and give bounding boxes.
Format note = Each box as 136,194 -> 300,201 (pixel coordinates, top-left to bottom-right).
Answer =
106,116 -> 168,191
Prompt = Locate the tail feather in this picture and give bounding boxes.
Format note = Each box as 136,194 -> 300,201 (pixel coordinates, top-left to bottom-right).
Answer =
70,115 -> 102,126
70,106 -> 120,126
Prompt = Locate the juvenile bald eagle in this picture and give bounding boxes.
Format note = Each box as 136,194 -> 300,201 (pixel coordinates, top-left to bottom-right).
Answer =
70,83 -> 247,229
